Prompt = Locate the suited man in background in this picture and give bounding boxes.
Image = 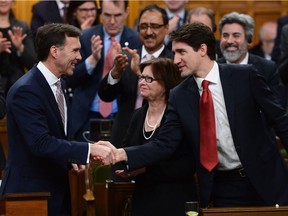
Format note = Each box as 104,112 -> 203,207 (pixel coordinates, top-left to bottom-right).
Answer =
0,23 -> 114,216
99,4 -> 173,148
217,12 -> 283,104
164,0 -> 188,50
31,0 -> 70,38
100,23 -> 288,208
66,0 -> 141,142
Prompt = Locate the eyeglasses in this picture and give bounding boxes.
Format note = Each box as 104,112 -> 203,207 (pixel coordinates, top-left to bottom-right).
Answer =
138,23 -> 166,31
102,13 -> 124,21
138,75 -> 160,83
77,8 -> 97,13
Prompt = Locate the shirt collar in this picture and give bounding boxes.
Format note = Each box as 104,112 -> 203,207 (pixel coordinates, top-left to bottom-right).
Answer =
37,62 -> 60,87
141,45 -> 165,62
103,27 -> 122,42
194,61 -> 220,90
165,8 -> 185,21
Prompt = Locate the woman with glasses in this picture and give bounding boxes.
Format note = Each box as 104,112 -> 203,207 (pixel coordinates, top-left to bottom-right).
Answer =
66,0 -> 99,31
115,58 -> 198,216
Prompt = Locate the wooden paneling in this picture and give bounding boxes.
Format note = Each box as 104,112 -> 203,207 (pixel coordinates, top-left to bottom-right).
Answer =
12,1 -> 288,44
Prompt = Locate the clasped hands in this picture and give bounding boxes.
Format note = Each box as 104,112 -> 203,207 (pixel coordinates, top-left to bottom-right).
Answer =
89,141 -> 127,166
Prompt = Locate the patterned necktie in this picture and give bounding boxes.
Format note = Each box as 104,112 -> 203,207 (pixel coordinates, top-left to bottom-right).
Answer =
200,80 -> 218,171
99,37 -> 115,118
55,80 -> 65,126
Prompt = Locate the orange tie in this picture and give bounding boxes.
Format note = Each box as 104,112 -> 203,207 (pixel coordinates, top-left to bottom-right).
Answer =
99,37 -> 115,118
200,80 -> 218,171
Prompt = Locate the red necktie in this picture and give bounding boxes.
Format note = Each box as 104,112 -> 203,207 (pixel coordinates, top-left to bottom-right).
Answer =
200,80 -> 218,171
99,37 -> 115,118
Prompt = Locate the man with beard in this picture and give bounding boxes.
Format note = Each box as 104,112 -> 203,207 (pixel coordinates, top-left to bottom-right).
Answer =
217,12 -> 284,104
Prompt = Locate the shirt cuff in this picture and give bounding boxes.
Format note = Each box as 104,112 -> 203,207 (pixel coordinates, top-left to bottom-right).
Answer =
85,58 -> 94,75
107,71 -> 120,85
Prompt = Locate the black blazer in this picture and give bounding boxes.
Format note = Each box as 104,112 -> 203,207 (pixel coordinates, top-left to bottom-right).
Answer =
272,15 -> 288,63
217,53 -> 283,101
278,24 -> 288,84
124,63 -> 288,207
31,0 -> 63,38
98,46 -> 174,147
120,104 -> 197,216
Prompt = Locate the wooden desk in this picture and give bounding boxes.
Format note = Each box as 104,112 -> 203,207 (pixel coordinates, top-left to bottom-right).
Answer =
0,192 -> 50,216
94,180 -> 135,216
201,206 -> 288,216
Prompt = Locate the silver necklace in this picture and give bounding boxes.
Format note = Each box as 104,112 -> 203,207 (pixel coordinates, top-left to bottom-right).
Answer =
142,105 -> 166,140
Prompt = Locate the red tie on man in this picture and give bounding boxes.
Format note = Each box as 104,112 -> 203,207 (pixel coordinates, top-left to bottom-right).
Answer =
200,80 -> 218,171
99,37 -> 115,118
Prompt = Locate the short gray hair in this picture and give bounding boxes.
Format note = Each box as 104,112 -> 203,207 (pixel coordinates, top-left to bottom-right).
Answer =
219,12 -> 254,43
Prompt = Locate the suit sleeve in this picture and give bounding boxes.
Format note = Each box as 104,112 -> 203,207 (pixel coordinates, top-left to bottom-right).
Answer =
279,25 -> 288,84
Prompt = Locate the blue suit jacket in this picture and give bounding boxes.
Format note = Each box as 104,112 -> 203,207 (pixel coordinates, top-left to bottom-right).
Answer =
67,25 -> 141,140
124,63 -> 288,207
0,66 -> 89,215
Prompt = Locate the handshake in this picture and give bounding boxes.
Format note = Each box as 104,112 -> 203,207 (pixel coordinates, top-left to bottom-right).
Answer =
89,141 -> 127,165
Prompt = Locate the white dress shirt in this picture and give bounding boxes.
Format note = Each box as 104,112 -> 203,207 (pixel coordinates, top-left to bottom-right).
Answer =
194,61 -> 242,170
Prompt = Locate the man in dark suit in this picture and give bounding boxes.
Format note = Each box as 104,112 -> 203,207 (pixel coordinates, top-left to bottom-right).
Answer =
30,0 -> 69,38
279,24 -> 288,84
0,23 -> 114,216
66,0 -> 141,142
272,15 -> 288,63
164,0 -> 188,50
99,4 -> 173,148
100,23 -> 288,208
217,12 -> 283,104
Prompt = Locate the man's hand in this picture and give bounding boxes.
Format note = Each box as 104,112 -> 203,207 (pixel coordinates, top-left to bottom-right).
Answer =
88,35 -> 103,67
168,16 -> 180,33
90,141 -> 116,165
122,46 -> 141,76
71,164 -> 86,175
97,141 -> 128,165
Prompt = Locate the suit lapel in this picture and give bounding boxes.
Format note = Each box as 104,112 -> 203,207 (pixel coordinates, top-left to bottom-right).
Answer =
34,68 -> 66,134
218,64 -> 236,137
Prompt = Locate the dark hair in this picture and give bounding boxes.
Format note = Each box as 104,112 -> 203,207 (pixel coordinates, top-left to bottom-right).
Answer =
187,7 -> 217,32
139,58 -> 181,100
138,4 -> 168,25
66,0 -> 100,28
35,23 -> 81,61
99,0 -> 128,10
169,23 -> 216,60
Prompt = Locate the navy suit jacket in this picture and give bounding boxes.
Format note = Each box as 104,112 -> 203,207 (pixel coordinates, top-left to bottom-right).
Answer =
272,15 -> 288,63
0,66 -> 89,215
98,46 -> 174,147
31,0 -> 63,38
67,25 -> 141,140
124,63 -> 288,207
278,24 -> 288,84
217,54 -> 283,102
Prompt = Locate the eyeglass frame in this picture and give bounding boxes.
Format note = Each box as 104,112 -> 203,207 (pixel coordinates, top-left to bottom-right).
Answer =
138,75 -> 161,83
77,7 -> 97,13
138,23 -> 166,31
